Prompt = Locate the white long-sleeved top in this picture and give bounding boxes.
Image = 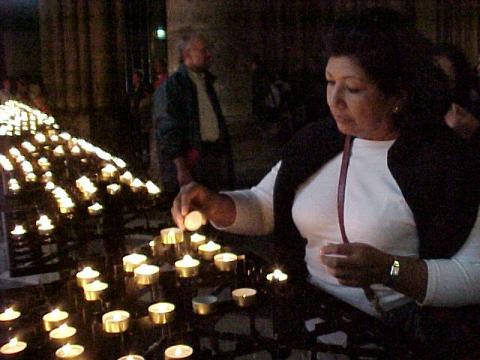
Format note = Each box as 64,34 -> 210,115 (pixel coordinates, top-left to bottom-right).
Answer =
218,138 -> 480,316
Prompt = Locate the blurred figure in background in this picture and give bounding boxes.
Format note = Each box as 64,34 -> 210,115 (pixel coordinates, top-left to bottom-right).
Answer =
0,77 -> 14,104
434,44 -> 480,140
154,32 -> 234,191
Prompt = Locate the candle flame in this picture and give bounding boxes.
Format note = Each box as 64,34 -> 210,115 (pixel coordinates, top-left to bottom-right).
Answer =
175,347 -> 183,356
62,343 -> 71,354
9,338 -> 17,346
273,269 -> 283,279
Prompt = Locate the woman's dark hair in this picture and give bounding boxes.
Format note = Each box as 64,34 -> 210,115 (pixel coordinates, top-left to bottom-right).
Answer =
433,43 -> 476,107
323,7 -> 450,133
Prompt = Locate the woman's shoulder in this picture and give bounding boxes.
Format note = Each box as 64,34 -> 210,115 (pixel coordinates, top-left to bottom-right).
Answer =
282,117 -> 342,158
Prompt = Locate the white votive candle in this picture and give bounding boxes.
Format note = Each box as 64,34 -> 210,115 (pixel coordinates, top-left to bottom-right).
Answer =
122,253 -> 147,273
198,240 -> 221,260
134,264 -> 160,285
184,211 -> 204,232
43,309 -> 69,331
214,252 -> 238,272
164,345 -> 193,360
10,225 -> 26,239
190,233 -> 206,248
83,280 -> 108,301
49,324 -> 77,342
0,308 -> 21,322
232,288 -> 257,307
175,255 -> 200,278
106,183 -> 121,195
87,202 -> 103,216
0,338 -> 27,355
148,302 -> 175,325
102,310 -> 130,333
55,343 -> 84,359
160,227 -> 183,244
76,267 -> 100,287
266,269 -> 288,282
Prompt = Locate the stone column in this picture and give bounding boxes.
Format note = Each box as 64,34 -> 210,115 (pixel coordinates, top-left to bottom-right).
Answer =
166,0 -> 250,117
76,0 -> 91,113
63,0 -> 80,112
38,0 -> 55,100
50,0 -> 66,111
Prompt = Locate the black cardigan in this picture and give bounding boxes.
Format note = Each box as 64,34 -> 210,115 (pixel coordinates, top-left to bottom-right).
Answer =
273,118 -> 479,283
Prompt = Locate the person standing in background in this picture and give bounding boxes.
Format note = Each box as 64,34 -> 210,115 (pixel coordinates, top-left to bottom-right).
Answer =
153,32 -> 234,191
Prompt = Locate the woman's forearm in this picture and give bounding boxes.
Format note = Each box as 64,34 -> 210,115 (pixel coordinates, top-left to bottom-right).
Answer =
386,255 -> 428,303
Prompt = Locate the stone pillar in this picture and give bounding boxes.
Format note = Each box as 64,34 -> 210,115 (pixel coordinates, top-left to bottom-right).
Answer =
166,0 -> 250,117
63,0 -> 80,112
50,0 -> 66,111
38,0 -> 55,100
76,0 -> 91,113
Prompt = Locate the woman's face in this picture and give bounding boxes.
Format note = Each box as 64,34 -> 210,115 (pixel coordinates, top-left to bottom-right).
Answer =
326,56 -> 399,140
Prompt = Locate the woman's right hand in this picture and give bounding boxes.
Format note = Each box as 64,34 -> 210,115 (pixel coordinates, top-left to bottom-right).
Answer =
171,182 -> 237,230
172,182 -> 214,230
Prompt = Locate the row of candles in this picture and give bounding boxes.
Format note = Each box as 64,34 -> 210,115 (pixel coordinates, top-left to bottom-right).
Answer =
0,100 -> 56,137
1,217 -> 288,359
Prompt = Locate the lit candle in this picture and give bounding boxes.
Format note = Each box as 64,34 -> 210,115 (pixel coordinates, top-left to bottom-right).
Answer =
102,310 -> 130,333
175,255 -> 200,278
34,132 -> 46,143
214,252 -> 238,272
198,240 -> 221,260
231,288 -> 257,308
184,211 -> 205,232
160,227 -> 183,245
76,267 -> 100,287
25,172 -> 37,182
53,145 -> 65,157
148,302 -> 175,325
133,263 -> 159,285
42,171 -> 53,182
145,181 -> 161,196
36,215 -> 55,236
10,225 -> 26,239
0,338 -> 27,355
70,145 -> 81,156
164,345 -> 193,360
83,280 -> 108,301
266,269 -> 288,283
55,343 -> 84,359
7,179 -> 20,194
49,324 -> 77,343
100,164 -> 117,180
192,295 -> 217,315
130,178 -> 144,192
119,171 -> 133,185
122,253 -> 147,273
106,183 -> 121,195
87,202 -> 103,216
37,157 -> 50,171
0,308 -> 21,322
43,309 -> 69,331
190,233 -> 206,249
117,356 -> 145,360
45,181 -> 55,191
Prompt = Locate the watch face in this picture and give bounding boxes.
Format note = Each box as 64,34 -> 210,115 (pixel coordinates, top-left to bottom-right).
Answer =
391,260 -> 400,277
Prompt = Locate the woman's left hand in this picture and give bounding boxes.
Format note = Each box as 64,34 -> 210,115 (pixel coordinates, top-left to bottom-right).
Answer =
320,243 -> 393,287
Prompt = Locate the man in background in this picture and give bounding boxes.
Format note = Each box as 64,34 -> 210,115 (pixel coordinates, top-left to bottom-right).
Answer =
153,32 -> 234,191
